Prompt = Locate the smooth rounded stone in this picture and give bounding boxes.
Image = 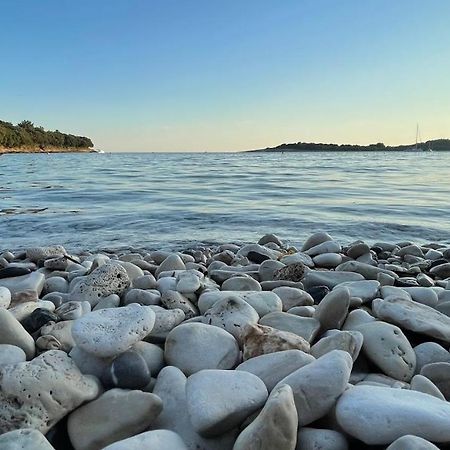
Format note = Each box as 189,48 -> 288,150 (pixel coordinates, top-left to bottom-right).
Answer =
92,293 -> 121,310
69,346 -> 112,378
0,350 -> 100,434
123,288 -> 160,306
372,296 -> 450,343
67,388 -> 163,450
259,312 -> 320,342
336,280 -> 380,303
280,252 -> 314,267
236,349 -> 314,391
0,286 -> 11,308
39,320 -> 75,352
72,304 -> 156,357
165,323 -> 239,375
151,366 -> 238,450
287,305 -> 315,317
336,385 -> 450,445
414,342 -> 450,374
156,276 -> 177,294
313,287 -> 350,331
302,232 -> 333,251
311,330 -> 363,361
0,309 -> 35,359
273,287 -> 314,311
131,341 -> 165,376
0,428 -> 56,450
259,260 -> 285,282
303,271 -> 364,290
242,323 -> 310,359
417,273 -> 435,287
401,287 -> 439,307
277,350 -> 353,426
342,308 -> 376,330
177,271 -> 202,294
305,285 -> 330,303
198,291 -> 282,317
336,260 -> 398,280
145,306 -> 185,341
102,430 -> 188,450
155,254 -> 186,277
222,276 -> 261,291
68,263 -> 130,307
258,233 -> 283,247
312,252 -> 342,268
104,350 -> 151,389
26,245 -> 66,262
377,271 -> 396,286
237,243 -> 280,261
8,300 -> 55,323
132,273 -> 157,290
357,252 -> 377,265
273,263 -> 306,282
361,373 -> 409,389
0,271 -> 45,296
381,286 -> 412,300
261,280 -> 305,290
435,301 -> 450,316
0,266 -> 32,279
420,362 -> 450,400
203,297 -> 259,345
347,242 -> 371,259
186,369 -> 268,437
387,434 -> 440,450
161,290 -> 198,319
210,269 -> 256,284
296,427 -> 349,450
56,301 -> 85,320
115,260 -> 145,282
21,308 -> 59,334
410,374 -> 445,400
0,344 -> 26,366
357,321 -> 416,381
43,276 -> 69,295
396,244 -> 424,258
234,384 -> 298,450
41,293 -> 64,308
430,262 -> 450,278
305,240 -> 341,257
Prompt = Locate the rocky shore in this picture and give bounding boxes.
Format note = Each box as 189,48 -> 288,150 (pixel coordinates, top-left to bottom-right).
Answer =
1,233 -> 450,449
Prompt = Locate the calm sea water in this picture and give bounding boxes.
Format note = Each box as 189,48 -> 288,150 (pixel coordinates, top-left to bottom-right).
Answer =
1,151 -> 450,252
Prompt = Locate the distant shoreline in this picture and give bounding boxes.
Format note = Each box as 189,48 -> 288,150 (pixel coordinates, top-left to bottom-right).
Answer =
0,146 -> 93,154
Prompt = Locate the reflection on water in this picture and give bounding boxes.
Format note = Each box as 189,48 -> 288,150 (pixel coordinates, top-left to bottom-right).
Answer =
1,151 -> 450,251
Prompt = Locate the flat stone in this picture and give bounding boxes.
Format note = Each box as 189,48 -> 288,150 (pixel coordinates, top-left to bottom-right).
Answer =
151,366 -> 238,450
430,262 -> 450,278
242,323 -> 310,360
313,252 -> 342,268
373,297 -> 450,343
0,271 -> 45,296
202,297 -> 259,345
0,267 -> 32,279
336,385 -> 450,445
186,369 -> 268,437
68,388 -> 162,450
410,374 -> 445,400
279,252 -> 314,267
222,276 -> 261,291
305,240 -> 341,256
357,321 -> 416,381
259,312 -> 320,342
101,430 -> 187,450
165,322 -> 240,375
297,427 -> 349,450
311,330 -> 363,361
0,309 -> 35,359
272,287 -> 314,311
233,384 -> 298,450
313,287 -> 350,331
236,349 -> 314,391
26,245 -> 66,262
402,287 -> 438,307
336,261 -> 398,280
72,304 -> 156,357
302,271 -> 364,289
336,280 -> 380,303
0,350 -> 100,434
0,428 -> 55,450
386,435 -> 440,450
414,342 -> 450,373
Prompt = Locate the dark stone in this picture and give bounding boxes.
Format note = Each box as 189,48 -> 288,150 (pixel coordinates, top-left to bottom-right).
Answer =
430,259 -> 449,269
306,285 -> 330,303
21,308 -> 59,334
395,278 -> 419,288
370,246 -> 384,255
247,251 -> 270,264
103,350 -> 150,389
45,415 -> 75,450
41,293 -> 64,308
0,267 -> 32,279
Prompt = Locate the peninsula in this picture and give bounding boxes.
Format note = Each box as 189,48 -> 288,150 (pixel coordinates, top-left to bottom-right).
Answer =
0,120 -> 93,154
249,139 -> 450,153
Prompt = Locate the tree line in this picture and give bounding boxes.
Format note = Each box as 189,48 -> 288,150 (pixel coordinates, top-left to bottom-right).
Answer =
0,120 -> 93,149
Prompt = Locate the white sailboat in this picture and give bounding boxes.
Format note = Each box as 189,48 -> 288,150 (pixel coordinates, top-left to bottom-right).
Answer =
406,124 -> 432,152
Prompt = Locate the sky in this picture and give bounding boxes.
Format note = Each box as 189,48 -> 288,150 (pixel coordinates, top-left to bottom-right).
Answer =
1,0 -> 449,152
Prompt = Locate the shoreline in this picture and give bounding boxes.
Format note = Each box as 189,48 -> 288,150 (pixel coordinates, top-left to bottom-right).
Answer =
1,232 -> 450,448
0,146 -> 93,154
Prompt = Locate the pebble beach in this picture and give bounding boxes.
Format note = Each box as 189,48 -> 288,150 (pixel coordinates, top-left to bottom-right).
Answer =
1,232 -> 450,449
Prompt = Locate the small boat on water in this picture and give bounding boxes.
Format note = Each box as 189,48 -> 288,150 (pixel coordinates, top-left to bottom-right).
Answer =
405,124 -> 432,152
91,148 -> 105,154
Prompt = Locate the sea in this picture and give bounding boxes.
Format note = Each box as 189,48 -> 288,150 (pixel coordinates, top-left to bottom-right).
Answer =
1,151 -> 450,253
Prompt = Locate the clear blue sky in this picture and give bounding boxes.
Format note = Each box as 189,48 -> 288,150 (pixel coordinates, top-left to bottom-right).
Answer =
1,0 -> 449,151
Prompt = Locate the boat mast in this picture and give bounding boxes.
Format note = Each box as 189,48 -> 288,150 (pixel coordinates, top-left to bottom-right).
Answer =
415,123 -> 419,151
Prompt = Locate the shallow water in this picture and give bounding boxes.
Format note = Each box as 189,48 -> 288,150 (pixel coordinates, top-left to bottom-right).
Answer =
1,151 -> 449,252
